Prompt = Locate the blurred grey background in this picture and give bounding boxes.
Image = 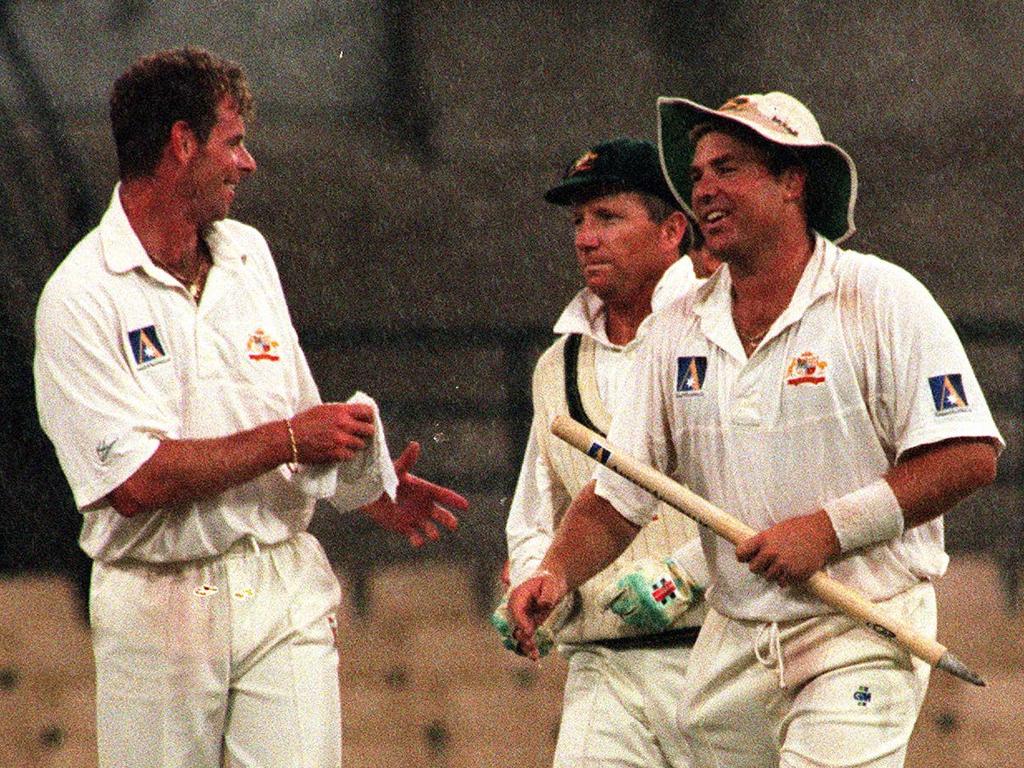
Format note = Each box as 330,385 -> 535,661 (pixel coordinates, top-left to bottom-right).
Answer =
0,0 -> 1021,615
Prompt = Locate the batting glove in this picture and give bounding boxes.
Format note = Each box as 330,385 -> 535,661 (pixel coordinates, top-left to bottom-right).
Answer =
490,595 -> 557,657
601,557 -> 702,633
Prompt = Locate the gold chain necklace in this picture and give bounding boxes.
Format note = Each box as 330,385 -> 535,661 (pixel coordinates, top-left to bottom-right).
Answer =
737,323 -> 770,347
152,256 -> 210,302
734,313 -> 774,350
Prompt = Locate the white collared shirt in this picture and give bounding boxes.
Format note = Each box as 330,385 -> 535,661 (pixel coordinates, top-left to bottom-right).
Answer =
595,235 -> 1004,621
551,256 -> 698,406
505,256 -> 700,587
35,187 -> 392,563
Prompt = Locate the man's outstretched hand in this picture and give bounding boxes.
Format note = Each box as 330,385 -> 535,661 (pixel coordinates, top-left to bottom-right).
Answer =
361,441 -> 467,547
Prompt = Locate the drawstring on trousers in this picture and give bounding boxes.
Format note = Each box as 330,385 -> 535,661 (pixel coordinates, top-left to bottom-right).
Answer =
754,621 -> 786,689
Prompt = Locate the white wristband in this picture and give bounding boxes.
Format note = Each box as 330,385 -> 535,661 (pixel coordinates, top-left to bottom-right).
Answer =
822,479 -> 904,553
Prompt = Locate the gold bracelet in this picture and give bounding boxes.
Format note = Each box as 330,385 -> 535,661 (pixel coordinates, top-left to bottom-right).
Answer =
285,418 -> 300,472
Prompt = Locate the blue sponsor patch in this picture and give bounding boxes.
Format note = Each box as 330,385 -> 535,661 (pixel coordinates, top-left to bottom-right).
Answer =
676,356 -> 707,395
928,373 -> 968,415
128,325 -> 168,369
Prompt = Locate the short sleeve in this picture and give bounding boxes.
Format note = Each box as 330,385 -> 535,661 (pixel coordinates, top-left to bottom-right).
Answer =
856,262 -> 1003,459
33,284 -> 171,509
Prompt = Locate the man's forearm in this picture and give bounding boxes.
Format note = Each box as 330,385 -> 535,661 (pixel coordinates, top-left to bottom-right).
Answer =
539,480 -> 641,592
816,436 -> 999,562
888,436 -> 999,529
109,420 -> 293,516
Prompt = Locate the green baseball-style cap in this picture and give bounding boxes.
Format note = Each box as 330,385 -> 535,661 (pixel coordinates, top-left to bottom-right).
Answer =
657,92 -> 858,243
544,137 -> 681,209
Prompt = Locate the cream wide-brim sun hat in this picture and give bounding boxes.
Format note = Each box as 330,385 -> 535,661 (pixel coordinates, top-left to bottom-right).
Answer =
657,91 -> 858,244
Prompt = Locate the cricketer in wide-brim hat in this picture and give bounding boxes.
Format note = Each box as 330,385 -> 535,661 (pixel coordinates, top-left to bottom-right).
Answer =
657,91 -> 858,244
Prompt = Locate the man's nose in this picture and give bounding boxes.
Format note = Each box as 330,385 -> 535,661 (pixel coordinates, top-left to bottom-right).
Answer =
692,174 -> 716,205
575,222 -> 598,250
238,146 -> 257,174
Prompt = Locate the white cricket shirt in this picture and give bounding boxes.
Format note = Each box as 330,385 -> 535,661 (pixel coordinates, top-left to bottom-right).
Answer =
35,187 -> 392,563
595,236 -> 1003,621
505,256 -> 700,587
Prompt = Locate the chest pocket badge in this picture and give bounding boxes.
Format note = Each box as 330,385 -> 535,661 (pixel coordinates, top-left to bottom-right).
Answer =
246,328 -> 281,362
785,351 -> 827,386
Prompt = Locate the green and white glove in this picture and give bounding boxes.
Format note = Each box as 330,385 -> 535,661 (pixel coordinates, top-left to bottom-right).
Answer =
490,595 -> 557,657
601,556 -> 702,633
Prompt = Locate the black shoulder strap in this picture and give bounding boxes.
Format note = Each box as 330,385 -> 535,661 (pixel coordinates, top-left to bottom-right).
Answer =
563,334 -> 605,437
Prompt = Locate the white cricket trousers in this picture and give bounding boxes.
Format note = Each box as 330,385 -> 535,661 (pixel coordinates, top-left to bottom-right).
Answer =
554,640 -> 695,767
90,532 -> 342,768
680,582 -> 936,768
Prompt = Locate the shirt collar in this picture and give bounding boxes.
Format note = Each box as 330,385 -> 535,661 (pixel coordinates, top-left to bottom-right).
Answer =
693,233 -> 837,358
98,183 -> 250,278
552,256 -> 698,348
98,184 -> 150,275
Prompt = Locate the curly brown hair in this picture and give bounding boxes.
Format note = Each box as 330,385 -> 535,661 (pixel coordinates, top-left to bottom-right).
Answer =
109,47 -> 253,180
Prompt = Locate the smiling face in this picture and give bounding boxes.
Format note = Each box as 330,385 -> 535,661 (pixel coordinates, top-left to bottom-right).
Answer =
182,97 -> 256,228
570,190 -> 682,308
689,130 -> 806,263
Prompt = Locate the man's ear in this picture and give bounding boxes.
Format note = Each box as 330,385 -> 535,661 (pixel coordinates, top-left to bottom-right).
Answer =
780,165 -> 808,203
168,120 -> 198,163
661,210 -> 689,250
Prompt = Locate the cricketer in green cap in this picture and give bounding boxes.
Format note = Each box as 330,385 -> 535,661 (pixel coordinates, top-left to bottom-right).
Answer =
497,134 -> 709,767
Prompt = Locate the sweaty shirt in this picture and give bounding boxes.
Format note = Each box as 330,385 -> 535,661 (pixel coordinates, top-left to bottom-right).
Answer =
596,236 -> 1003,621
